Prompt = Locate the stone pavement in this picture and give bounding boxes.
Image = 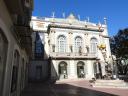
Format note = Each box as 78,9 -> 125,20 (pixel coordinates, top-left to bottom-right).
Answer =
21,80 -> 128,96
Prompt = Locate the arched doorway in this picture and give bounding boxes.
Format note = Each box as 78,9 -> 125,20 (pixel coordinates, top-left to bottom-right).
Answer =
93,62 -> 102,79
77,61 -> 85,78
11,50 -> 20,93
0,29 -> 8,96
58,61 -> 68,79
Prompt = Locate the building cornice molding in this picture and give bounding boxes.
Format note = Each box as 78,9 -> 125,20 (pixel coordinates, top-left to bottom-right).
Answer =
51,57 -> 97,60
48,24 -> 104,33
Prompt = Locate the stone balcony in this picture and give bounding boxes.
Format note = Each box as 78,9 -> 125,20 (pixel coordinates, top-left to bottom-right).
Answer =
11,25 -> 32,56
50,52 -> 97,59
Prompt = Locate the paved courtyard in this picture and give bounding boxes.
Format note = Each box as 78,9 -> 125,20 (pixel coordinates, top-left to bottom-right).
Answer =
21,80 -> 128,96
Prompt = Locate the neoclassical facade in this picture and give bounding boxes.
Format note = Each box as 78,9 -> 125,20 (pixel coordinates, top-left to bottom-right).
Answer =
31,14 -> 112,81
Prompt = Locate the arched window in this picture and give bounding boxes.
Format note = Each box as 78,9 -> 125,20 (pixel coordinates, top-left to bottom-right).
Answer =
90,38 -> 98,53
75,36 -> 82,53
58,35 -> 66,53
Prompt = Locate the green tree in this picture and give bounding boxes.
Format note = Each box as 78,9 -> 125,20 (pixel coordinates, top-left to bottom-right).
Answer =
110,28 -> 128,59
110,28 -> 128,75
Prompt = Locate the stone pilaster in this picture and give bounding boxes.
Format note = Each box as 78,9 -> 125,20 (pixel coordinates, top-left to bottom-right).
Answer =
86,60 -> 94,79
68,60 -> 77,79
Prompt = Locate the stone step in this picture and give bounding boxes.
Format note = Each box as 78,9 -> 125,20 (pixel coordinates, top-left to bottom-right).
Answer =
92,80 -> 128,88
95,80 -> 124,84
95,82 -> 127,87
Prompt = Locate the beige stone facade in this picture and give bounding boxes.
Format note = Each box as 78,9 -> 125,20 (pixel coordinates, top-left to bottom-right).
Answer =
31,14 -> 112,81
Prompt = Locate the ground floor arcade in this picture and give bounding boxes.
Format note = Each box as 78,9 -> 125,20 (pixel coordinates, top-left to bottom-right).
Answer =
50,59 -> 106,80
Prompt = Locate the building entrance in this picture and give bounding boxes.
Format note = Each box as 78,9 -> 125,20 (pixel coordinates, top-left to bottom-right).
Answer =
58,62 -> 68,79
77,62 -> 85,78
94,62 -> 102,79
36,66 -> 42,81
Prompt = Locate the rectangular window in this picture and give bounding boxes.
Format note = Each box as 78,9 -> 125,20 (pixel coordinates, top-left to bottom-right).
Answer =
36,66 -> 42,80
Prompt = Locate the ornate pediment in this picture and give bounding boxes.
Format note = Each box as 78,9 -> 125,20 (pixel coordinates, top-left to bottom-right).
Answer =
67,13 -> 77,20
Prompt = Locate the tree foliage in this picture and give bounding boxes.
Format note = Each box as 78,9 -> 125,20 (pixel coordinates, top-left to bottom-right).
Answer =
110,28 -> 128,59
110,28 -> 128,76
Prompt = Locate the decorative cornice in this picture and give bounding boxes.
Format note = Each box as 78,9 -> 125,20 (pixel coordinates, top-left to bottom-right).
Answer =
99,34 -> 110,38
48,24 -> 104,33
51,57 -> 97,60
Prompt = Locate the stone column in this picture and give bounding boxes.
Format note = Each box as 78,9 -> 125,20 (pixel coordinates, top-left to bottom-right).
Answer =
44,33 -> 49,59
50,30 -> 54,52
84,33 -> 87,53
85,33 -> 89,54
53,31 -> 56,52
51,60 -> 58,80
68,32 -> 73,53
68,60 -> 77,79
86,60 -> 94,79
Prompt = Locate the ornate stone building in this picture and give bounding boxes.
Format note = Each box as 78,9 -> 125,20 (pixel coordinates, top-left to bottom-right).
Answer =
30,14 -> 112,81
0,0 -> 33,96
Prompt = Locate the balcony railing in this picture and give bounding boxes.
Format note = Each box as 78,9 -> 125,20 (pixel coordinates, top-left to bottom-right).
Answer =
49,44 -> 97,59
50,52 -> 97,59
11,25 -> 32,56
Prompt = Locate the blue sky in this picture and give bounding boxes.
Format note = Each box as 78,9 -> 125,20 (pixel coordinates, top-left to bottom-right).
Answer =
32,0 -> 128,36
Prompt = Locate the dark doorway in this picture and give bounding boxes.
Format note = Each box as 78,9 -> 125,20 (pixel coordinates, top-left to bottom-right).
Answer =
94,62 -> 102,79
36,66 -> 42,81
77,61 -> 85,78
59,62 -> 68,79
10,50 -> 20,93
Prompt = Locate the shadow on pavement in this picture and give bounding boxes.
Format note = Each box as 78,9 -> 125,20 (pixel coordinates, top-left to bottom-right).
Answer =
51,83 -> 118,96
21,82 -> 118,96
